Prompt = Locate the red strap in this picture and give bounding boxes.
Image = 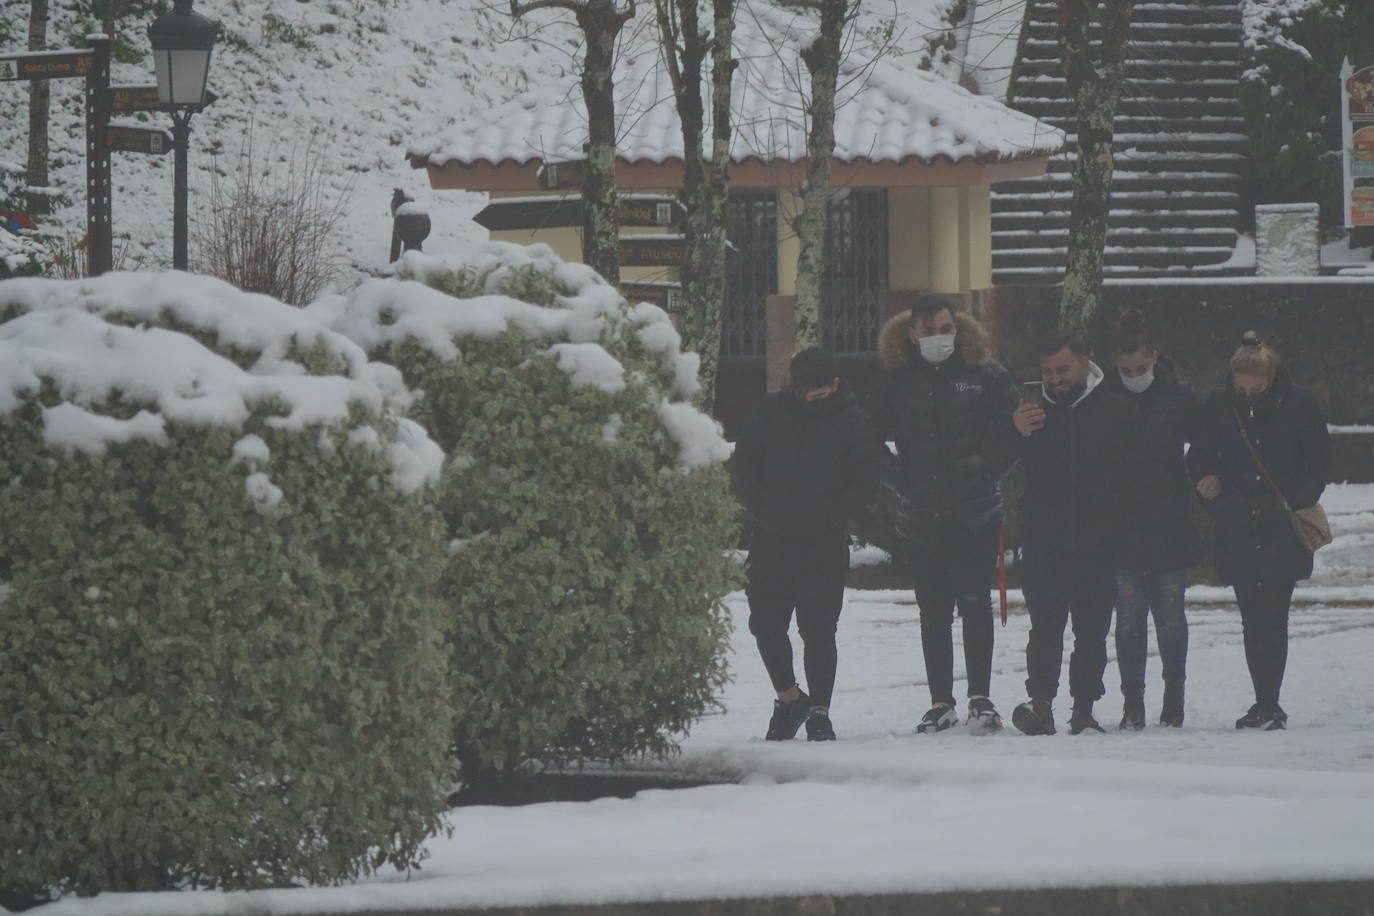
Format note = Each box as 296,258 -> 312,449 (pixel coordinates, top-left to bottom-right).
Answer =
998,523 -> 1008,627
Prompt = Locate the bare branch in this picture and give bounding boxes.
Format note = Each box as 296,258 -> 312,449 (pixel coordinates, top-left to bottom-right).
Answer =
511,0 -> 586,18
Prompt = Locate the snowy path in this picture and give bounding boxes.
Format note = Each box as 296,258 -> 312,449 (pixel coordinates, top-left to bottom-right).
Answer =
24,486 -> 1374,915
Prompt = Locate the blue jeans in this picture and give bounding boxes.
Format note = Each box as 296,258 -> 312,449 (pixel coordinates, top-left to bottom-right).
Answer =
1114,569 -> 1188,697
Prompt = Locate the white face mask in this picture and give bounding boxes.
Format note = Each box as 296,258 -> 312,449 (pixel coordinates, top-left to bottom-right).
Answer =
918,334 -> 956,365
1120,366 -> 1154,394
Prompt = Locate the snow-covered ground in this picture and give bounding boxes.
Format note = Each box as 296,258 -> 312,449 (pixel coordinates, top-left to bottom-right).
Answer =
26,484 -> 1374,915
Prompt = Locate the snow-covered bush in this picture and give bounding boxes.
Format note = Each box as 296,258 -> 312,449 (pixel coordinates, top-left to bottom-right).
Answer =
0,228 -> 52,280
1240,0 -> 1374,226
0,274 -> 453,897
313,244 -> 739,787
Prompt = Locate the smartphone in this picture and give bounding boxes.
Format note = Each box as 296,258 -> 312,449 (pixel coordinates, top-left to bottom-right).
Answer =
1021,381 -> 1045,407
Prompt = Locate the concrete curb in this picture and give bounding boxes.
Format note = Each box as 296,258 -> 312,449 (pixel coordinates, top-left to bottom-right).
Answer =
312,879 -> 1374,915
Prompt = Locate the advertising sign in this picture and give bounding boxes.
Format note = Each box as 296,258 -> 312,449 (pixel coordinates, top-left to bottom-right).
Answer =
1341,60 -> 1374,228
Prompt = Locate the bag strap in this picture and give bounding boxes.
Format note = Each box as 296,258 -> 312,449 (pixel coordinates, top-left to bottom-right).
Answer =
1233,408 -> 1293,513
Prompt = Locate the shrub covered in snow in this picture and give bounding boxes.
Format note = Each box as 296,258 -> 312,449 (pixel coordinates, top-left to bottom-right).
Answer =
313,244 -> 739,786
0,228 -> 52,280
1240,0 -> 1374,225
0,274 -> 453,897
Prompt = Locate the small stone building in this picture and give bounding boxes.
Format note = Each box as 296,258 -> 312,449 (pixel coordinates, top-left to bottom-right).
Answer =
407,4 -> 1063,431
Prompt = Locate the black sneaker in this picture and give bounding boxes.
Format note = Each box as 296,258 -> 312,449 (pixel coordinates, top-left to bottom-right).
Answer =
1160,682 -> 1185,728
916,702 -> 959,734
1236,702 -> 1287,731
1069,706 -> 1106,735
765,689 -> 811,741
1012,699 -> 1056,736
1119,695 -> 1146,732
967,696 -> 1004,732
805,708 -> 836,741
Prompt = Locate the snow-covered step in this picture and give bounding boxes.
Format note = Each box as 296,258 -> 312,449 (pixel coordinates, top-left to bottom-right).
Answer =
1016,76 -> 1240,102
992,209 -> 1241,231
1019,38 -> 1243,62
1016,59 -> 1239,81
1055,134 -> 1250,156
992,227 -> 1238,250
1027,1 -> 1242,25
991,191 -> 1242,213
1046,154 -> 1248,173
1017,98 -> 1243,118
1024,21 -> 1242,43
992,263 -> 1253,284
993,245 -> 1237,268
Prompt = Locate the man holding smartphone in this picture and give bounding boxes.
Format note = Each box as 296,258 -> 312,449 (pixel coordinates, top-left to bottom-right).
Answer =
990,329 -> 1140,736
869,295 -> 1020,734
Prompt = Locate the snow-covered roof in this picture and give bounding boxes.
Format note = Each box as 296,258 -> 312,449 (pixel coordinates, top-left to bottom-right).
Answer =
408,3 -> 1063,172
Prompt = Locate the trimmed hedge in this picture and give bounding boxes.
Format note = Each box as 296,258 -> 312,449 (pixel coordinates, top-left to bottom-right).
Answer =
315,245 -> 739,787
0,277 -> 453,897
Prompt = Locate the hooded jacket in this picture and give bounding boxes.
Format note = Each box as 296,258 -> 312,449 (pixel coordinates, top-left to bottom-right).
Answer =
1187,366 -> 1333,586
732,381 -> 880,538
1105,355 -> 1202,573
987,360 -> 1141,570
867,312 -> 1020,542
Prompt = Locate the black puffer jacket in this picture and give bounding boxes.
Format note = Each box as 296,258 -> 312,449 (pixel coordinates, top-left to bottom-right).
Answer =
986,363 -> 1141,571
1187,367 -> 1333,586
1105,356 -> 1202,573
731,382 -> 880,538
867,312 -> 1020,542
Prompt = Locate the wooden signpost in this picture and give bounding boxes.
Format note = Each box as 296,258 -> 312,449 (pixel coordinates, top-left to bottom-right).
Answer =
619,233 -> 688,268
474,195 -> 686,231
621,281 -> 682,313
106,83 -> 161,112
537,160 -> 588,190
0,49 -> 95,81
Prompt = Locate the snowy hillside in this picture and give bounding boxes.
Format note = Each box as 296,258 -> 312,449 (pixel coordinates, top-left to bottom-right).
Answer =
0,0 -> 957,287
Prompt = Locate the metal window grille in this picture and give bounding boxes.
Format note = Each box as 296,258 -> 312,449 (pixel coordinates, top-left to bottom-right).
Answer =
722,190 -> 778,358
822,188 -> 888,355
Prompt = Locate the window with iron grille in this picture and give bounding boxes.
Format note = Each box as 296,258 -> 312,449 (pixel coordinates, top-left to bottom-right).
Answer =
822,188 -> 888,355
723,190 -> 778,358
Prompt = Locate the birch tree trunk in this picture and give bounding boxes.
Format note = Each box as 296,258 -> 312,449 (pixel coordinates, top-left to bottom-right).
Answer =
695,0 -> 736,407
792,0 -> 847,350
1057,0 -> 1133,339
25,0 -> 50,217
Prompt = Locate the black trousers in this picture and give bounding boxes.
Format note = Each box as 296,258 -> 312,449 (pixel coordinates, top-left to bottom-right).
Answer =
1022,554 -> 1116,706
909,518 -> 998,705
746,528 -> 848,708
1234,580 -> 1296,707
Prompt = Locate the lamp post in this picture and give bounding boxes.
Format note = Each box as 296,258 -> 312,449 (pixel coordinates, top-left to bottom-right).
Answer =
148,0 -> 216,270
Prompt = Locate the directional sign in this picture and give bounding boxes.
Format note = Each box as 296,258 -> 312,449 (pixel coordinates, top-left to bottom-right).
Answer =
620,234 -> 687,268
107,125 -> 173,155
537,160 -> 588,190
105,84 -> 161,112
0,49 -> 94,81
474,195 -> 687,231
621,282 -> 681,312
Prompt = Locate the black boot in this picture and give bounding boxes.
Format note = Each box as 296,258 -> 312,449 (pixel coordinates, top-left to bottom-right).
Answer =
1160,681 -> 1185,728
765,688 -> 812,741
1119,693 -> 1146,732
1012,698 -> 1056,736
1069,702 -> 1106,735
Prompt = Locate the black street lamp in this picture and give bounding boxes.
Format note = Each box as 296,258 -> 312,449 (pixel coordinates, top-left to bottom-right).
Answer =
148,0 -> 216,271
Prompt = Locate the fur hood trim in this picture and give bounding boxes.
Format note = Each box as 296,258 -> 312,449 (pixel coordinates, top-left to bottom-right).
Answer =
877,310 -> 991,369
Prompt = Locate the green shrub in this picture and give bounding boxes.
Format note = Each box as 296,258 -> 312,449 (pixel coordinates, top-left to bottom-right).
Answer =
0,277 -> 453,898
1240,0 -> 1374,227
0,230 -> 52,280
315,244 -> 739,787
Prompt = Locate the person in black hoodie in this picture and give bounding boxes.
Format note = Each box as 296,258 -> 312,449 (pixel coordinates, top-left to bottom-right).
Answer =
1187,332 -> 1332,731
868,295 -> 1019,733
988,328 -> 1141,736
732,347 -> 879,741
1107,309 -> 1201,730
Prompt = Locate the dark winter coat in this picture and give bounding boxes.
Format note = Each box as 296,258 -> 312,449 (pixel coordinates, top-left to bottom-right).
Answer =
867,312 -> 1020,543
986,363 -> 1141,572
1186,367 -> 1332,586
1105,356 -> 1202,573
731,382 -> 880,539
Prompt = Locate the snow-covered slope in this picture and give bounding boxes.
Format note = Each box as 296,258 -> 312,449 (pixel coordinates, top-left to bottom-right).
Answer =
1,0 -> 957,288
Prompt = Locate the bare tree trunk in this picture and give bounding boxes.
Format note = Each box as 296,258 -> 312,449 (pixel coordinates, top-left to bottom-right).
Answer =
25,0 -> 50,217
657,0 -> 736,408
576,0 -> 626,285
1057,0 -> 1133,339
792,0 -> 848,350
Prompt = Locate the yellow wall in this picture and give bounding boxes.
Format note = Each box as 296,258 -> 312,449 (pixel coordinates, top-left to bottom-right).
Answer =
775,188 -> 801,296
888,188 -> 932,291
961,184 -> 993,290
928,187 -> 963,294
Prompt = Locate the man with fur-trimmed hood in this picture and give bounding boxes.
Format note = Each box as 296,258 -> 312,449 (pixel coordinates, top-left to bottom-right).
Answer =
868,294 -> 1019,734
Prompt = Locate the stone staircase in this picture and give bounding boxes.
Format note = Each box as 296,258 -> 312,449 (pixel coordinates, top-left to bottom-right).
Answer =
991,0 -> 1252,284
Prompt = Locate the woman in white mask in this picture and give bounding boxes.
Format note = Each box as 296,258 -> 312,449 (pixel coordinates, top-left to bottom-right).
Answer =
1108,308 -> 1202,730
